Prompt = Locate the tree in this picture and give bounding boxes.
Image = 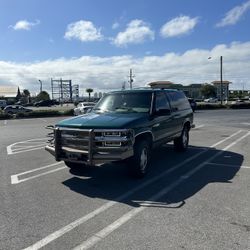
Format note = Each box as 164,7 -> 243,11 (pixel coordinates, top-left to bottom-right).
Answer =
16,86 -> 21,101
23,89 -> 31,103
201,84 -> 216,98
36,91 -> 50,101
23,89 -> 30,97
86,88 -> 93,101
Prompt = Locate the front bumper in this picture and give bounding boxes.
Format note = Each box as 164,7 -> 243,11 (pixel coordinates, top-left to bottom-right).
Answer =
45,127 -> 134,165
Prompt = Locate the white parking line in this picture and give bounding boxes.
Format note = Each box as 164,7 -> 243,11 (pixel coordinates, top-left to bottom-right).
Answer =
73,131 -> 250,250
22,129 -> 244,250
12,166 -> 67,184
206,162 -> 250,169
194,124 -> 204,129
11,162 -> 64,184
38,118 -> 48,122
7,138 -> 47,155
10,146 -> 46,155
241,122 -> 250,126
212,130 -> 242,147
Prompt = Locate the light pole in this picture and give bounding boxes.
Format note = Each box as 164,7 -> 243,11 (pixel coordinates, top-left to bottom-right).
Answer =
220,56 -> 223,105
38,80 -> 43,93
208,56 -> 223,105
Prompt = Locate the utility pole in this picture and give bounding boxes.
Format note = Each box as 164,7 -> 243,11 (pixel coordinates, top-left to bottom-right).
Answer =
128,68 -> 135,89
60,78 -> 63,104
220,56 -> 223,105
51,78 -> 54,99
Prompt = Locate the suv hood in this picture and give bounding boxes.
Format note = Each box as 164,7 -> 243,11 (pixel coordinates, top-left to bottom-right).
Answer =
57,112 -> 149,129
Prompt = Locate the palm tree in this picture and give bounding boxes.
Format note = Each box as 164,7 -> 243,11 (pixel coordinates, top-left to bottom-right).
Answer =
23,89 -> 30,97
86,88 -> 93,101
23,89 -> 31,104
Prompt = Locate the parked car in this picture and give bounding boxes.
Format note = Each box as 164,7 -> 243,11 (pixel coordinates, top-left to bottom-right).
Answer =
46,87 -> 194,178
188,98 -> 197,112
73,102 -> 96,115
3,105 -> 32,115
34,99 -> 59,107
204,98 -> 218,103
0,100 -> 7,110
231,99 -> 245,104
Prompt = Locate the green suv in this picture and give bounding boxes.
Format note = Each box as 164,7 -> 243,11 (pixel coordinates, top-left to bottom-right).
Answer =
45,88 -> 194,177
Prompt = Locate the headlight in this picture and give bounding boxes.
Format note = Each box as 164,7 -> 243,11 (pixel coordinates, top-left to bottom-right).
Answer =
95,129 -> 134,147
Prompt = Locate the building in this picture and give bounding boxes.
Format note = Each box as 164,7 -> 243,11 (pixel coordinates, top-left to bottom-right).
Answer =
0,85 -> 19,98
148,81 -> 203,99
211,80 -> 231,101
148,81 -> 176,88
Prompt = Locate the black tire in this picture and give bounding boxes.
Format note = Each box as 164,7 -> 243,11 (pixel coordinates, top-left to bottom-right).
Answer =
174,126 -> 189,152
129,140 -> 151,178
64,161 -> 85,170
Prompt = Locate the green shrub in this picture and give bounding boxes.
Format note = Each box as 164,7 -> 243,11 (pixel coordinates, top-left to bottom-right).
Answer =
62,109 -> 74,116
0,109 -> 74,119
229,103 -> 250,109
196,103 -> 226,110
0,113 -> 11,119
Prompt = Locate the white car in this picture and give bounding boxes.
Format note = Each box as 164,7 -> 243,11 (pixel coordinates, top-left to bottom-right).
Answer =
204,98 -> 218,103
74,102 -> 95,115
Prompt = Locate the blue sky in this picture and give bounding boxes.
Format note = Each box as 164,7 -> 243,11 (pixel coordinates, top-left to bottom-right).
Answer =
0,0 -> 250,94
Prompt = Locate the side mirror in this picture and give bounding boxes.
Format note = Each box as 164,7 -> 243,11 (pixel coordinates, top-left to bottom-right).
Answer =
155,108 -> 171,116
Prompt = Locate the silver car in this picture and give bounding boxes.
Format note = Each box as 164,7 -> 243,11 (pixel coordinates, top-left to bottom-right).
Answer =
4,105 -> 32,115
74,102 -> 95,115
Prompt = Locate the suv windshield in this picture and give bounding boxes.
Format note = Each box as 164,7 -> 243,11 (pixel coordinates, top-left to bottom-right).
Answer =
93,92 -> 152,113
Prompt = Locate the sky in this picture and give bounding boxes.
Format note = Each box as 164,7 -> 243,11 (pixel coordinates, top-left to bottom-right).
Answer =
0,0 -> 250,96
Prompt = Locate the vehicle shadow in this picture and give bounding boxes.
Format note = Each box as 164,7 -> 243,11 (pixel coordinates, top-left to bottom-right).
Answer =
62,145 -> 243,208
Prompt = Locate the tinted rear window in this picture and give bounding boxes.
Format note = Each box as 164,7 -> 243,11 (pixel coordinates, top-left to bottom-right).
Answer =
166,91 -> 190,111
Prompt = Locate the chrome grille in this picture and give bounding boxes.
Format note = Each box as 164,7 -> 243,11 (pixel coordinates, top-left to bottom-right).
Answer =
61,129 -> 90,151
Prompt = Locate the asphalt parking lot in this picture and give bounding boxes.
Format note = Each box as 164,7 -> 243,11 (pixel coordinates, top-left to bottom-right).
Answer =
0,109 -> 250,250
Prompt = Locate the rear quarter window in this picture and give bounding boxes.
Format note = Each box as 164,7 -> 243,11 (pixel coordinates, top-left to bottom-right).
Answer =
166,91 -> 190,111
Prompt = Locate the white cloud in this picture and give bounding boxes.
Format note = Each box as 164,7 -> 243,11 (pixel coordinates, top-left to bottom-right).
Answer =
0,41 -> 250,94
160,16 -> 199,38
11,20 -> 40,30
216,0 -> 250,27
112,22 -> 120,29
113,19 -> 154,47
64,20 -> 103,42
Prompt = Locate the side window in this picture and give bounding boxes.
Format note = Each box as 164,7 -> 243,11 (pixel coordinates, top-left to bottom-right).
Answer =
167,91 -> 190,111
155,92 -> 170,112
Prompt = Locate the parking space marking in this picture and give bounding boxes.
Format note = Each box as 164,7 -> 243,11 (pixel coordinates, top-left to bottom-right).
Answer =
7,138 -> 47,155
206,162 -> 250,169
212,130 -> 242,147
194,124 -> 204,129
22,129 -> 244,250
11,162 -> 64,184
38,118 -> 48,122
73,131 -> 250,250
241,122 -> 250,126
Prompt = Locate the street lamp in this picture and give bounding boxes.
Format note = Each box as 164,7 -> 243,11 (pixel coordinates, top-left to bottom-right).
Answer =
208,56 -> 223,105
38,80 -> 43,93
